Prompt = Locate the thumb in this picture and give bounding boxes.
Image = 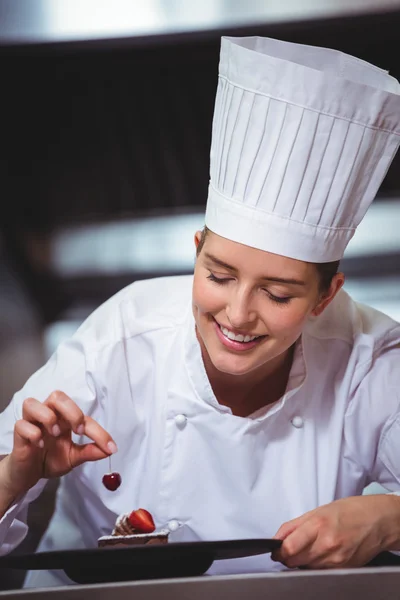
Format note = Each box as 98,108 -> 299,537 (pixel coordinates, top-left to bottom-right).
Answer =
274,512 -> 311,540
70,443 -> 110,469
274,521 -> 297,541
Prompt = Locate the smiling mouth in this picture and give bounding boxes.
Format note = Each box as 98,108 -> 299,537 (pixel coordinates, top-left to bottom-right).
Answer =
216,321 -> 266,344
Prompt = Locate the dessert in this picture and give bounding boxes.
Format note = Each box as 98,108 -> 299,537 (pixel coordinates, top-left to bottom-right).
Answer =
98,508 -> 169,548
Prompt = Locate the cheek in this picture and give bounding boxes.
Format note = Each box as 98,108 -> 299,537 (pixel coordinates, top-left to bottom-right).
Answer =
192,276 -> 221,315
192,278 -> 207,313
263,303 -> 311,336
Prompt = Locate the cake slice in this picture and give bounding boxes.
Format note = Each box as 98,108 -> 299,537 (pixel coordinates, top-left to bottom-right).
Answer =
98,508 -> 169,548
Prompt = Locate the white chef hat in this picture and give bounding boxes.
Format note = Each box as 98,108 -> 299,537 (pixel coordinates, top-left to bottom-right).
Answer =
205,36 -> 400,262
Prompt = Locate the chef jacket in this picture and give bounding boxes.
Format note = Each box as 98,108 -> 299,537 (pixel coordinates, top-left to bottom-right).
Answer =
0,275 -> 399,587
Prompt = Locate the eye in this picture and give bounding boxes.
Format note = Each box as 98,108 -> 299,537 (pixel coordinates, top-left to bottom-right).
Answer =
206,272 -> 232,285
264,290 -> 291,305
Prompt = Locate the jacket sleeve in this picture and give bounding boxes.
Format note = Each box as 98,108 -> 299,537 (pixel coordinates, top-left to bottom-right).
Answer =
0,320 -> 100,556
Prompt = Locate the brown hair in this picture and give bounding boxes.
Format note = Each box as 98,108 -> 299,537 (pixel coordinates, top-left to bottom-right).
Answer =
196,226 -> 340,293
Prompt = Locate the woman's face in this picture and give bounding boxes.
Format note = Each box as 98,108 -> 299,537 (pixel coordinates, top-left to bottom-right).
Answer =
192,230 -> 343,378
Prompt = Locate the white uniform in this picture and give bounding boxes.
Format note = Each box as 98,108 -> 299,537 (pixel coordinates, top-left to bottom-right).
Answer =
0,275 -> 399,587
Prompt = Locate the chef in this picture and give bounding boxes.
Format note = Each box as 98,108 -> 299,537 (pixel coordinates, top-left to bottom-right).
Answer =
0,36 -> 400,588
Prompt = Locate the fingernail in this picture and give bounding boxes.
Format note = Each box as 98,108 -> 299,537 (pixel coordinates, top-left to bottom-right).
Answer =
77,424 -> 85,435
107,441 -> 118,454
52,424 -> 61,437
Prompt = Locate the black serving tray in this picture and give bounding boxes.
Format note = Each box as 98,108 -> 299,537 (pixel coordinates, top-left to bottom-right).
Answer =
0,538 -> 282,584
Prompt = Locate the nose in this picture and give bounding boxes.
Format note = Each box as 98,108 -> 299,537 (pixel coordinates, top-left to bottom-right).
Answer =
226,288 -> 257,330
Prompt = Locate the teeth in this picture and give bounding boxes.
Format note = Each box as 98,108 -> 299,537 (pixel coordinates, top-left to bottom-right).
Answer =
220,326 -> 259,343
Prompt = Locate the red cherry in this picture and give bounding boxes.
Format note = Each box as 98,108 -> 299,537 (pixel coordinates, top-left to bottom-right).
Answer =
102,472 -> 122,491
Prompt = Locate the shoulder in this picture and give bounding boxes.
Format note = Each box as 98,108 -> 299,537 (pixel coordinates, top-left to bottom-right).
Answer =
119,275 -> 192,318
304,288 -> 400,360
72,275 -> 193,354
302,289 -> 400,414
304,292 -> 400,478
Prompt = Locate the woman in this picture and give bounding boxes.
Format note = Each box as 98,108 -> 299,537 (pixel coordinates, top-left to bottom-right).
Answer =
0,36 -> 400,587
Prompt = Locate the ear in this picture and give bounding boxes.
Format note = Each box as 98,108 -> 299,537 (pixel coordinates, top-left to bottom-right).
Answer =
312,273 -> 345,317
194,230 -> 202,250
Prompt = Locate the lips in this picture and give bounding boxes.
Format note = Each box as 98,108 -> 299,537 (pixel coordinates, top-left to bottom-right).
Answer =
219,324 -> 261,343
213,319 -> 266,352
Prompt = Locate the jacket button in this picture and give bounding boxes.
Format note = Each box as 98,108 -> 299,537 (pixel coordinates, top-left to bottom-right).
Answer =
291,416 -> 304,428
168,520 -> 180,532
174,414 -> 187,428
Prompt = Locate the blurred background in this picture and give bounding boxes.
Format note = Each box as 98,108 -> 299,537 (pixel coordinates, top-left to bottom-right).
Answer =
0,0 -> 400,589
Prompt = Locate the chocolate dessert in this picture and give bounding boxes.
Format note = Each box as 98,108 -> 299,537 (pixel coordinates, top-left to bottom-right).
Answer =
98,508 -> 169,548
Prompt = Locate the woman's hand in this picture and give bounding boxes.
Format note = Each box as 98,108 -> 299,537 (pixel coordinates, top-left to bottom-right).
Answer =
272,495 -> 400,569
1,390 -> 117,505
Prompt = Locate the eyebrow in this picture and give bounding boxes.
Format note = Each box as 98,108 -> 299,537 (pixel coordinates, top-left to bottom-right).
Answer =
204,252 -> 306,286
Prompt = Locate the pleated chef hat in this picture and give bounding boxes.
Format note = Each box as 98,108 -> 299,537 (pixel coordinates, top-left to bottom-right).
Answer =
205,37 -> 400,262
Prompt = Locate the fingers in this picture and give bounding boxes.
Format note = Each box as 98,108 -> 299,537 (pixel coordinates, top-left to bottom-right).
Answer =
272,521 -> 350,569
14,419 -> 45,449
75,415 -> 117,457
70,442 -> 110,468
22,392 -> 118,456
272,522 -> 319,568
22,397 -> 61,437
274,519 -> 300,541
274,510 -> 313,540
44,393 -> 117,456
44,390 -> 85,435
272,497 -> 388,570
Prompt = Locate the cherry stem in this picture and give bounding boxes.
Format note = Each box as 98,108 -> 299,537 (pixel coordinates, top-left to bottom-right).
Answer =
109,455 -> 112,473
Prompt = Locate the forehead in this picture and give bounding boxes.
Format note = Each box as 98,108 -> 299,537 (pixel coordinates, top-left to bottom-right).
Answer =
202,231 -> 317,281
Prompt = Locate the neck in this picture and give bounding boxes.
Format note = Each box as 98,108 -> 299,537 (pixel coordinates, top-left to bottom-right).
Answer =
198,333 -> 295,417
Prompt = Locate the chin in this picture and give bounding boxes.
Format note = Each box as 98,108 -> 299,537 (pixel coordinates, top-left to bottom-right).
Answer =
217,365 -> 255,377
209,351 -> 258,376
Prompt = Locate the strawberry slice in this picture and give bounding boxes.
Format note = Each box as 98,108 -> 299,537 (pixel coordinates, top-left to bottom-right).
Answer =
128,508 -> 156,533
